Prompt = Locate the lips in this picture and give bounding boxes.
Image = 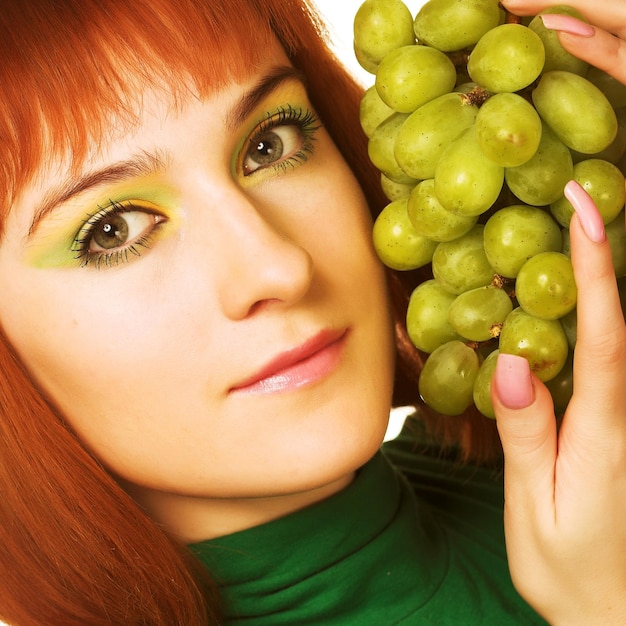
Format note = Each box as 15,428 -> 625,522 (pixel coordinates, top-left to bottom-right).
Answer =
229,328 -> 348,395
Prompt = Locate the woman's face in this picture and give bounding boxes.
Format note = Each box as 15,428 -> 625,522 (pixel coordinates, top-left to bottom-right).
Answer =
0,42 -> 395,541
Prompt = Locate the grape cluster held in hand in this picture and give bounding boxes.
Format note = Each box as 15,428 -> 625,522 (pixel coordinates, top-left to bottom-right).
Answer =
355,0 -> 626,418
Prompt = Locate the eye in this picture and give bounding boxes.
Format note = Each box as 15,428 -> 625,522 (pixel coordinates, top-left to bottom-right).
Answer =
241,106 -> 321,176
72,200 -> 167,268
89,210 -> 158,252
243,125 -> 305,175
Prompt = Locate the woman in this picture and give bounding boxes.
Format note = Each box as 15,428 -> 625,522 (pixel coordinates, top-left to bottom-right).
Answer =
0,0 -> 623,624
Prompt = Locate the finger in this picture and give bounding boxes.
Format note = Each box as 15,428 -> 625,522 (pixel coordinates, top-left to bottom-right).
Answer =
538,14 -> 626,85
492,353 -> 557,510
501,0 -> 626,38
565,181 -> 626,433
501,1 -> 626,84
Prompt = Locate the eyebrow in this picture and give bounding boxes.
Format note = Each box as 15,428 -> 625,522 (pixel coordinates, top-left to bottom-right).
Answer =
29,151 -> 168,237
28,65 -> 307,238
226,65 -> 306,131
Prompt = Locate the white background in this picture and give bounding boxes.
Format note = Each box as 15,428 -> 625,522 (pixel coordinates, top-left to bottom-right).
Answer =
312,0 -> 428,85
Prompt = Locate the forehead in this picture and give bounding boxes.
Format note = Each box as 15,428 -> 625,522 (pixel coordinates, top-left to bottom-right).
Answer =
47,40 -> 294,168
0,0 -> 286,222
11,40 -> 298,241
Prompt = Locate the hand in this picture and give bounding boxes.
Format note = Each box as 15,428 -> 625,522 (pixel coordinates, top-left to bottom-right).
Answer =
491,182 -> 626,625
500,0 -> 626,85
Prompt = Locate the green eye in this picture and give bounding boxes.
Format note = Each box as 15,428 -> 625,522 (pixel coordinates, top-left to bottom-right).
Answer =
72,200 -> 167,269
244,125 -> 302,174
241,105 -> 321,176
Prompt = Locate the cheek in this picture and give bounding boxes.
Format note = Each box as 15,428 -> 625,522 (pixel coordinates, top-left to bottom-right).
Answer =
296,146 -> 380,271
306,163 -> 396,381
0,278 -> 226,482
0,271 -> 203,415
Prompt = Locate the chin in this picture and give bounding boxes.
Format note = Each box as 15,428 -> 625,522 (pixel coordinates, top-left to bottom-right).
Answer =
290,405 -> 389,483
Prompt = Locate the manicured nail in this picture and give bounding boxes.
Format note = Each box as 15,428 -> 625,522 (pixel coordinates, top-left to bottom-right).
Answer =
494,353 -> 534,410
564,180 -> 606,243
540,14 -> 595,37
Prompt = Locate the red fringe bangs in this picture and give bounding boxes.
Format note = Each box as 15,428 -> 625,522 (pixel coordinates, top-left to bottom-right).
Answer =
0,0 -> 309,224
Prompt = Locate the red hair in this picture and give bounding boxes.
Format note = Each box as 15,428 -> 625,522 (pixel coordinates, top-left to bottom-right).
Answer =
0,0 -> 501,623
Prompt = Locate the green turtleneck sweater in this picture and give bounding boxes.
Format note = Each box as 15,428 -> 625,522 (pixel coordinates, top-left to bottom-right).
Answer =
191,430 -> 547,625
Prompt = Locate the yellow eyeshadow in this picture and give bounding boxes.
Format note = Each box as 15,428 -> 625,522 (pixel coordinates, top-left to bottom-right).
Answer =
26,181 -> 179,269
233,82 -> 314,185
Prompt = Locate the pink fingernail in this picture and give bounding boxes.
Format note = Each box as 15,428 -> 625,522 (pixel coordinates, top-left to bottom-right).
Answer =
494,353 -> 534,410
540,14 -> 595,37
564,180 -> 606,243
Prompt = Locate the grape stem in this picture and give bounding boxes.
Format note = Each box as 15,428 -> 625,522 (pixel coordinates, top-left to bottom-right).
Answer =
466,337 -> 500,351
447,49 -> 471,73
491,274 -> 507,290
489,323 -> 503,339
491,274 -> 516,300
498,3 -> 522,24
461,86 -> 492,107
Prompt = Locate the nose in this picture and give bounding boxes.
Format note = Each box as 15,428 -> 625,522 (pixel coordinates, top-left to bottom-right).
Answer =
210,191 -> 314,320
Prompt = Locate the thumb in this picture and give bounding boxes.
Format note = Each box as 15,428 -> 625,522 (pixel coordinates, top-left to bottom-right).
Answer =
491,353 -> 557,507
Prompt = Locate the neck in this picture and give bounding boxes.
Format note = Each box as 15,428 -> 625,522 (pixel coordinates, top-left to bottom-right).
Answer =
123,471 -> 355,543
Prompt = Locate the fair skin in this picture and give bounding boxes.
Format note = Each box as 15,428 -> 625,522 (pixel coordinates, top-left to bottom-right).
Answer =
0,42 -> 395,543
495,1 -> 626,624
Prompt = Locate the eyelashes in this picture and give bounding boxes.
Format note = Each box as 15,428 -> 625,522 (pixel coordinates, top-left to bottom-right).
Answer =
71,200 -> 166,269
70,104 -> 322,269
242,105 -> 322,176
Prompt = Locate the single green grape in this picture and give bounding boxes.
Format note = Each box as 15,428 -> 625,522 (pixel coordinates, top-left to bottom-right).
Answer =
407,179 -> 477,242
505,123 -> 574,206
372,197 -> 438,270
586,67 -> 626,109
368,112 -> 417,184
394,92 -> 479,180
456,81 -> 480,94
353,0 -> 415,71
467,23 -> 545,93
380,173 -> 416,201
375,45 -> 457,113
475,92 -> 542,167
545,351 -> 573,417
413,0 -> 501,52
528,7 -> 589,75
448,286 -> 513,341
560,308 -> 577,350
515,251 -> 577,320
483,205 -> 562,278
359,85 -> 395,138
432,225 -> 496,294
562,211 -> 626,276
434,126 -> 504,216
473,349 -> 499,419
499,307 -> 569,382
354,46 -> 379,75
607,213 -> 626,277
550,159 -> 626,227
532,71 -> 618,154
571,107 -> 626,165
418,340 -> 480,415
406,279 -> 463,353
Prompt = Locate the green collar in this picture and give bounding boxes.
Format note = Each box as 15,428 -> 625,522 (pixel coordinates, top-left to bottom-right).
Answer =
190,453 -> 446,624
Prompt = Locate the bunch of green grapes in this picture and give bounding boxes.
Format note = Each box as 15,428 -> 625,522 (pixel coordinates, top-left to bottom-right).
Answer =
355,0 -> 626,418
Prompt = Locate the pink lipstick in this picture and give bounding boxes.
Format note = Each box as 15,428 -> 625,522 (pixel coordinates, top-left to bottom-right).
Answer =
230,328 -> 348,395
